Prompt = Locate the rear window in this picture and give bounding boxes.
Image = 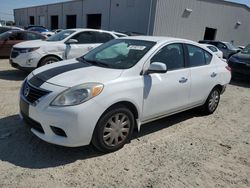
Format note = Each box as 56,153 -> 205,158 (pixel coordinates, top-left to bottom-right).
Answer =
187,44 -> 212,67
0,27 -> 11,34
207,46 -> 218,52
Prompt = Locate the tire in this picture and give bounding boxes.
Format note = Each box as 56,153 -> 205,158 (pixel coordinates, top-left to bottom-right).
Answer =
39,56 -> 60,67
201,87 -> 221,115
92,105 -> 135,153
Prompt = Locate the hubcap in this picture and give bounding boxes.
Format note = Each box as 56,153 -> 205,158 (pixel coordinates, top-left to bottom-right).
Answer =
208,90 -> 219,112
103,113 -> 130,147
46,60 -> 56,64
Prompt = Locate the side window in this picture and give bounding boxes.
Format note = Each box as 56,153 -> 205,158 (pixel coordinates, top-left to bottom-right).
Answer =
187,45 -> 212,67
151,43 -> 185,71
95,32 -> 114,43
204,51 -> 212,64
217,43 -> 227,49
8,33 -> 25,40
25,33 -> 43,40
71,32 -> 95,44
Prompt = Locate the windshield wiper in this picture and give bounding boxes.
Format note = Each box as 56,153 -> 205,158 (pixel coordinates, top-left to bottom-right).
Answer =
77,57 -> 110,68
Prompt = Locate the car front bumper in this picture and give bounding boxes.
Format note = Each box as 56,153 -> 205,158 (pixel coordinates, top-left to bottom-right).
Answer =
19,81 -> 105,147
10,50 -> 42,69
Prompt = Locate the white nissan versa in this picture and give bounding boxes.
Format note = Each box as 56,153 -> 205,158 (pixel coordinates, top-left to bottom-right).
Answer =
19,36 -> 231,152
10,29 -> 127,71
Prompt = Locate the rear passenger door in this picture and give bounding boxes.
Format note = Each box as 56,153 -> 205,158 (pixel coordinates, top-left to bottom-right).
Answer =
185,44 -> 217,106
142,43 -> 191,121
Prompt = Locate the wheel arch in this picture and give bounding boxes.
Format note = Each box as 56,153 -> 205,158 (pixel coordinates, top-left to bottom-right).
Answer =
38,54 -> 62,67
97,101 -> 140,131
213,84 -> 223,93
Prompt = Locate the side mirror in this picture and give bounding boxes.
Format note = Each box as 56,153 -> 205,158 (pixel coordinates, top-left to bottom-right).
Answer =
65,39 -> 78,45
146,62 -> 167,74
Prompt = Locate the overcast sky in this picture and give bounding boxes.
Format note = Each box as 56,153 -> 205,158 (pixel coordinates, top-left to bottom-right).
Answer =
0,0 -> 250,21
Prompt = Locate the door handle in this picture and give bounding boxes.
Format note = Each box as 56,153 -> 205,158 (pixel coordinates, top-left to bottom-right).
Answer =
211,72 -> 217,78
179,77 -> 188,83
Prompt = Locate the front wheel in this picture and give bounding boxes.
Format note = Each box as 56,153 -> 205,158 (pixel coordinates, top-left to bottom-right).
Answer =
92,105 -> 135,153
39,56 -> 60,67
202,88 -> 221,115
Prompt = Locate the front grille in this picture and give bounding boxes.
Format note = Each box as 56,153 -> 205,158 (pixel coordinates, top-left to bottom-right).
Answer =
22,81 -> 50,104
21,112 -> 45,134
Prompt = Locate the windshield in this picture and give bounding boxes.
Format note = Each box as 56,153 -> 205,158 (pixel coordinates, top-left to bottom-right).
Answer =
82,39 -> 156,69
225,42 -> 237,50
0,31 -> 10,40
46,30 -> 75,41
242,45 -> 250,54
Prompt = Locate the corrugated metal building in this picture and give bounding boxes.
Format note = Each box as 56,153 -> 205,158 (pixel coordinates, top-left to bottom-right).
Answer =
14,0 -> 250,45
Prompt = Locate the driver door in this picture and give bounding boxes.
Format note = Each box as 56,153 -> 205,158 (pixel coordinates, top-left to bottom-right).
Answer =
142,43 -> 191,121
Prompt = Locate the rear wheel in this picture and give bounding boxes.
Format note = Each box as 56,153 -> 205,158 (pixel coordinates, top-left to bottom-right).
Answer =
202,88 -> 221,115
39,56 -> 60,67
92,105 -> 135,153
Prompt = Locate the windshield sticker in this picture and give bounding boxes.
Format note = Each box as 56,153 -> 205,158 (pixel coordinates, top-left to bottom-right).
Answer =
127,45 -> 146,50
64,33 -> 71,36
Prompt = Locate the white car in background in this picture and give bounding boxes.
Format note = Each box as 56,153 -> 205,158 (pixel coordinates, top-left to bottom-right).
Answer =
41,31 -> 55,37
200,44 -> 223,59
19,36 -> 231,152
10,29 -> 126,71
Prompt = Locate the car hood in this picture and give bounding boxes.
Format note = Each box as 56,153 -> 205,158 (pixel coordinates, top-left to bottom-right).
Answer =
30,59 -> 123,88
14,40 -> 58,48
232,52 -> 250,61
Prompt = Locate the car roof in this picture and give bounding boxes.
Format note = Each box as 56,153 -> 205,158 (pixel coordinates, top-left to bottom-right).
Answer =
121,35 -> 195,44
67,28 -> 114,33
4,30 -> 45,36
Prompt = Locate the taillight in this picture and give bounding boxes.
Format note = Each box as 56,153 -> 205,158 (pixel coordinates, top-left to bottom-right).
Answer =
225,66 -> 231,72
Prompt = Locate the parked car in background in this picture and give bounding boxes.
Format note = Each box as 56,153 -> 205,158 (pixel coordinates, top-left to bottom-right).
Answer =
199,40 -> 240,59
41,31 -> 55,37
228,44 -> 250,79
52,29 -> 63,34
27,26 -> 50,33
0,26 -> 23,34
25,25 -> 47,30
237,46 -> 245,50
200,44 -> 223,59
10,29 -> 127,71
19,36 -> 231,152
0,30 -> 46,57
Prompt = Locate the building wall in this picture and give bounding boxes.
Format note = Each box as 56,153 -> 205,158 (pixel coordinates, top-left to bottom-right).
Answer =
14,0 -> 250,45
152,0 -> 250,45
14,0 -> 150,33
47,3 -> 63,29
109,0 -> 152,34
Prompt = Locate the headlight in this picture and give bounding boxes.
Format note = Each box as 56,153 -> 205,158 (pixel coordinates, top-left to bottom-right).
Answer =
19,47 -> 40,53
51,83 -> 104,106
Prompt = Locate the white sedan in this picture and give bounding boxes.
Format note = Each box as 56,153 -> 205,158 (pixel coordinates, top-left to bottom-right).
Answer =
19,36 -> 231,152
200,44 -> 224,59
10,29 -> 126,71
